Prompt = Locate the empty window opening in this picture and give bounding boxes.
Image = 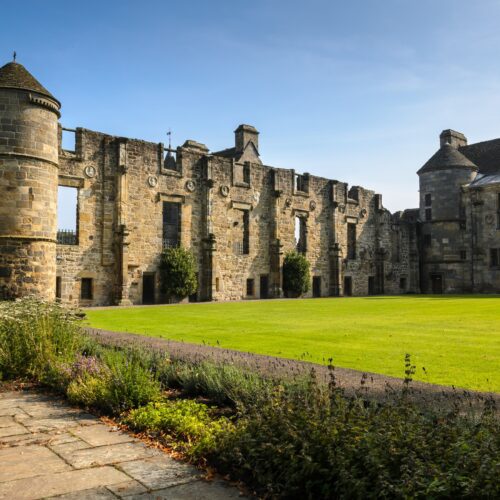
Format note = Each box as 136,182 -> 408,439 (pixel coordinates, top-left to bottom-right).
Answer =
260,275 -> 269,299
163,202 -> 181,248
142,273 -> 155,304
399,277 -> 407,290
295,216 -> 307,254
425,208 -> 432,221
294,173 -> 308,193
62,128 -> 76,152
497,193 -> 500,229
347,223 -> 356,260
80,278 -> 93,300
55,277 -> 62,299
246,278 -> 254,296
57,186 -> 78,245
163,149 -> 177,171
368,276 -> 376,295
234,162 -> 251,185
424,193 -> 432,206
233,209 -> 250,255
460,250 -> 467,261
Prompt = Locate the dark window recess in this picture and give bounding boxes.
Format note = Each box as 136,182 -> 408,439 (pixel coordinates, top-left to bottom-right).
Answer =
246,278 -> 254,296
55,277 -> 62,299
497,193 -> 500,229
344,276 -> 352,296
460,250 -> 467,260
81,278 -> 93,300
399,277 -> 407,290
424,193 -> 432,206
260,275 -> 269,299
163,150 -> 177,171
313,276 -> 321,298
425,208 -> 432,221
295,173 -> 308,193
490,248 -> 500,268
347,223 -> 356,260
163,202 -> 181,248
295,216 -> 307,254
243,163 -> 251,184
234,209 -> 250,255
423,234 -> 432,247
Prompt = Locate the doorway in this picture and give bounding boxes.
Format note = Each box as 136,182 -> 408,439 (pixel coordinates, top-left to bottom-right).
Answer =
142,273 -> 156,304
260,275 -> 269,299
344,276 -> 352,296
368,276 -> 375,295
430,274 -> 443,294
313,276 -> 321,298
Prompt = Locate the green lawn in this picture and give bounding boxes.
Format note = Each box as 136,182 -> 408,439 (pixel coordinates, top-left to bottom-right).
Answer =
85,296 -> 500,393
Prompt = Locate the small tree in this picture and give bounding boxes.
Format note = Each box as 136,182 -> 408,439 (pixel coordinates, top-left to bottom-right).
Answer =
282,251 -> 310,298
159,247 -> 198,301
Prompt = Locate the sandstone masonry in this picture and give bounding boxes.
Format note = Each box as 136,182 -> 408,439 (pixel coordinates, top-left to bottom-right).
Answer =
0,61 -> 498,305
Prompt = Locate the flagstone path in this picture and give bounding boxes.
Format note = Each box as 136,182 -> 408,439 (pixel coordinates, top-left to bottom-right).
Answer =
0,389 -> 244,499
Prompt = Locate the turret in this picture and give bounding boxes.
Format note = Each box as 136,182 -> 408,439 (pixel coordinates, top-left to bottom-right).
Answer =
0,59 -> 61,300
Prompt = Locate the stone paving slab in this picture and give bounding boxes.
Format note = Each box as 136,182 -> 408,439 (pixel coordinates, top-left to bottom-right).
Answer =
0,389 -> 246,499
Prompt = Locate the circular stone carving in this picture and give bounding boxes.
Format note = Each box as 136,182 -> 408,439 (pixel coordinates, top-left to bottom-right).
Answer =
485,214 -> 494,224
309,200 -> 317,211
148,176 -> 158,188
185,180 -> 196,192
84,165 -> 96,178
360,208 -> 367,218
285,197 -> 292,208
220,185 -> 230,197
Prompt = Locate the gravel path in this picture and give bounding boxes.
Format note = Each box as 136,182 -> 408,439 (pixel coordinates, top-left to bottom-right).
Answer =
86,328 -> 499,410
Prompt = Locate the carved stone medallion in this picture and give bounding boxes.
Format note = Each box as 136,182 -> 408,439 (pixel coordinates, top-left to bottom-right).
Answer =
185,180 -> 196,192
84,165 -> 96,178
148,176 -> 158,188
220,185 -> 230,197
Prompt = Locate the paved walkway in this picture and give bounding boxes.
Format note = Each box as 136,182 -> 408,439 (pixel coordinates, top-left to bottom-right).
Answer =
0,390 -> 243,499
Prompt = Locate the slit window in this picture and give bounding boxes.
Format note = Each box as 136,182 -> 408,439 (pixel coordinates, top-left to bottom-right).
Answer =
81,278 -> 93,300
163,202 -> 181,248
55,277 -> 62,299
57,186 -> 78,245
347,223 -> 356,260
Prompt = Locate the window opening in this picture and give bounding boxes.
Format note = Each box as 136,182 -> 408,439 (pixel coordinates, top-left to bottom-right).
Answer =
347,223 -> 356,260
163,202 -> 181,248
81,278 -> 93,300
57,186 -> 78,245
62,127 -> 76,152
246,278 -> 254,296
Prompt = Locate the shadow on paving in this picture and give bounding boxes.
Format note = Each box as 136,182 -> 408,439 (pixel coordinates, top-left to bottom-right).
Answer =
86,328 -> 499,413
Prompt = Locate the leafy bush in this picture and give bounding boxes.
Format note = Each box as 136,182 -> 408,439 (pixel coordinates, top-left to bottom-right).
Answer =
0,298 -> 82,381
282,251 -> 310,297
126,399 -> 233,459
159,247 -> 198,300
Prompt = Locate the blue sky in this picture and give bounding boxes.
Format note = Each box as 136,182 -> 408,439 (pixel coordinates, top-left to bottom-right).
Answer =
3,0 -> 500,224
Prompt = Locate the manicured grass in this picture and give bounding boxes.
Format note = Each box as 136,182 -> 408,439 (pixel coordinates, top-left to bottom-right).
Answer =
85,296 -> 500,392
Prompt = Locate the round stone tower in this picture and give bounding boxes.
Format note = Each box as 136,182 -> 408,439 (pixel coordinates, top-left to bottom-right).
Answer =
0,60 -> 61,300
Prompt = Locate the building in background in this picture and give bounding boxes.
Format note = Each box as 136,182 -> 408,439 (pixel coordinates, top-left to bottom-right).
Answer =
0,60 -> 498,305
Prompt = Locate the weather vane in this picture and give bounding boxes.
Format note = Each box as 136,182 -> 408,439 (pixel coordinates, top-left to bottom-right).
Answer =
167,129 -> 172,149
13,51 -> 16,62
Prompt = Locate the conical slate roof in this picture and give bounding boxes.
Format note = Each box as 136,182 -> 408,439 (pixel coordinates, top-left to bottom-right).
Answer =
0,61 -> 59,105
417,143 -> 478,174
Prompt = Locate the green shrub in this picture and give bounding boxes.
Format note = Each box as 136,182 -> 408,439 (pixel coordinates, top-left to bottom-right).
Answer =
159,247 -> 198,300
125,399 -> 233,459
282,251 -> 310,297
0,298 -> 82,381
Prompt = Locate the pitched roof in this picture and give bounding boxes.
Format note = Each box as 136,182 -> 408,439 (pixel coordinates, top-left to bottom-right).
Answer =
459,138 -> 500,176
417,143 -> 478,175
0,61 -> 59,105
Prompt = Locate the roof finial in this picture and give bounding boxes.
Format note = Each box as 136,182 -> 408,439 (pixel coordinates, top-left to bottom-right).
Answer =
167,129 -> 172,149
13,51 -> 16,62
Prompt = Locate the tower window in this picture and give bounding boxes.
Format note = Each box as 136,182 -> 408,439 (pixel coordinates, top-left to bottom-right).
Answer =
81,278 -> 93,300
347,223 -> 356,260
163,202 -> 181,248
425,208 -> 432,221
424,193 -> 432,206
423,234 -> 432,247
